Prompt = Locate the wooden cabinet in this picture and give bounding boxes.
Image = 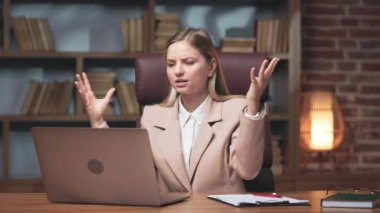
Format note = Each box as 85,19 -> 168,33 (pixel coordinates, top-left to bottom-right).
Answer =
0,0 -> 301,192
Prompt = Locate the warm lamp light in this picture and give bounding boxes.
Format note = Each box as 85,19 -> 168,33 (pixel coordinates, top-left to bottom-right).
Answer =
300,91 -> 345,152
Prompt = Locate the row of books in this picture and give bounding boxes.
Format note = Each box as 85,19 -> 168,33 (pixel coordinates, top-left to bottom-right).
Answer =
116,81 -> 140,115
220,37 -> 256,53
220,19 -> 289,54
21,80 -> 73,115
10,16 -> 288,54
12,16 -> 55,52
255,19 -> 289,53
154,13 -> 180,51
121,16 -> 150,53
21,77 -> 140,116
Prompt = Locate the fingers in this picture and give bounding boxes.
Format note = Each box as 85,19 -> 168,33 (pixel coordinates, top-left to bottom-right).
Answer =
264,57 -> 280,79
82,72 -> 92,92
74,74 -> 84,92
104,87 -> 116,103
258,60 -> 268,80
250,67 -> 257,82
255,57 -> 279,83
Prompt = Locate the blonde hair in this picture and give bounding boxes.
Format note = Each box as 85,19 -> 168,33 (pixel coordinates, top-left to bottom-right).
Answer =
161,28 -> 239,107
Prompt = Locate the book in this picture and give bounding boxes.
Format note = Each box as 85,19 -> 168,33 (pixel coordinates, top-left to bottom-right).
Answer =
321,193 -> 380,209
208,193 -> 309,207
20,80 -> 39,114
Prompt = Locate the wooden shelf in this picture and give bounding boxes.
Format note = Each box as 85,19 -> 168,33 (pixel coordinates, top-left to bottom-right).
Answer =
0,115 -> 139,122
0,51 -> 139,59
269,53 -> 290,60
0,0 -> 302,192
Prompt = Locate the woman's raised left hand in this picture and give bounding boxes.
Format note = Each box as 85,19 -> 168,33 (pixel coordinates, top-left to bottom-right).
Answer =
246,57 -> 280,115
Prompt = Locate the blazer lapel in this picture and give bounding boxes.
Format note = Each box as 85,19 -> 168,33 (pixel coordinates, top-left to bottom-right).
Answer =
154,100 -> 192,192
188,99 -> 222,181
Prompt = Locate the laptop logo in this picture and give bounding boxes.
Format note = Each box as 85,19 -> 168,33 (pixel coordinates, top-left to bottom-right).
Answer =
87,159 -> 104,174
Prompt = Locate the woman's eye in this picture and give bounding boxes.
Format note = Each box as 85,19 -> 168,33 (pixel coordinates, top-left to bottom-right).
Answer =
167,63 -> 174,67
185,61 -> 195,65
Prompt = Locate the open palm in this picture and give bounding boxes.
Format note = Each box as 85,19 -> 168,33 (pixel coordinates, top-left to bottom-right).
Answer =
75,72 -> 115,127
246,57 -> 279,114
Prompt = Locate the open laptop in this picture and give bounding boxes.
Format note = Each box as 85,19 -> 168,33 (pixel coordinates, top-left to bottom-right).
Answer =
31,127 -> 190,206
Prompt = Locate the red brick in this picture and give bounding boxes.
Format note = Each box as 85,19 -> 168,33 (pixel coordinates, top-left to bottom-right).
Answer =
348,51 -> 380,60
303,0 -> 340,5
357,131 -> 380,140
355,144 -> 380,152
349,74 -> 380,83
331,153 -> 358,164
305,73 -> 347,82
356,167 -> 380,172
340,18 -> 359,26
301,84 -> 336,92
339,85 -> 358,93
304,6 -> 345,16
338,62 -> 357,71
305,0 -> 359,6
362,155 -> 380,164
339,0 -> 360,5
303,17 -> 339,27
355,97 -> 380,106
341,107 -> 359,117
302,39 -> 335,48
304,50 -> 344,59
361,62 -> 380,72
347,121 -> 380,129
362,0 -> 380,5
349,7 -> 380,16
336,95 -> 354,105
350,29 -> 380,38
361,19 -> 380,26
302,60 -> 334,71
306,28 -> 347,38
362,108 -> 380,117
361,85 -> 380,94
360,41 -> 380,49
339,40 -> 357,49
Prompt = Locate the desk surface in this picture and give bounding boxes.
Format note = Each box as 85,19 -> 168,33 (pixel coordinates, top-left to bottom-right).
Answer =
0,191 -> 378,212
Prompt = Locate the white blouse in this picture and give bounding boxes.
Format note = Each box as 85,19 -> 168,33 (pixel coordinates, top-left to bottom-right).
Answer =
178,96 -> 209,175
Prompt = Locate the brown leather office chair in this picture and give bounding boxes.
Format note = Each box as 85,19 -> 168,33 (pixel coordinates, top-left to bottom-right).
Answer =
134,52 -> 274,192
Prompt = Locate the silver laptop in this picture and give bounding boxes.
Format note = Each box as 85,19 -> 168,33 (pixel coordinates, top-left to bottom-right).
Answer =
32,127 -> 189,206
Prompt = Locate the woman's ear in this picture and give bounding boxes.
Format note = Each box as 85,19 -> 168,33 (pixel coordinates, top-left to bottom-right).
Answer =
208,58 -> 217,77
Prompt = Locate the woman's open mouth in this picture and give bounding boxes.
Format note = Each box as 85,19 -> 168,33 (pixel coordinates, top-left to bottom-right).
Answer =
174,79 -> 188,88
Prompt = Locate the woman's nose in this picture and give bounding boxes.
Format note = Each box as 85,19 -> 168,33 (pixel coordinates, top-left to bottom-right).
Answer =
174,64 -> 184,76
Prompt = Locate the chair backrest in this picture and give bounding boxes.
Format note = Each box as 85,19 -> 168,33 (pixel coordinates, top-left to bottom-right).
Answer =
134,52 -> 274,192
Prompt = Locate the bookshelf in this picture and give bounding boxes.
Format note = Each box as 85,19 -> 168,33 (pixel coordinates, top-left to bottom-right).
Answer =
0,0 -> 301,192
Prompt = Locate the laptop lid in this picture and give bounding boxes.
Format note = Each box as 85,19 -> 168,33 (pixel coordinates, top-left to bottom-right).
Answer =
32,127 -> 188,206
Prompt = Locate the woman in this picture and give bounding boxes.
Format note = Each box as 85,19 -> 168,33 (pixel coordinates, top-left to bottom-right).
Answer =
75,28 -> 279,193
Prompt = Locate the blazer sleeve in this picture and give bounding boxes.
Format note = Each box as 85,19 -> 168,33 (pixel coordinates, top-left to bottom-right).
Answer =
229,111 -> 265,180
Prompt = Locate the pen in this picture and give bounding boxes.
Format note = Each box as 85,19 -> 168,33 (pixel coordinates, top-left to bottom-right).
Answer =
252,192 -> 282,198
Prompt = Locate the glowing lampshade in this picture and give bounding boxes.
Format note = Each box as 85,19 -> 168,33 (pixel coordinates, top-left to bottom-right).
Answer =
300,91 -> 345,151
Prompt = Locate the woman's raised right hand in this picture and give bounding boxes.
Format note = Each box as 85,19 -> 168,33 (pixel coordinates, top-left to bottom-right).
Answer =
74,72 -> 115,128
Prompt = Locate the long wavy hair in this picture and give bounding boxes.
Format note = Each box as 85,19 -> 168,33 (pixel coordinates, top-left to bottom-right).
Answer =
161,28 -> 235,107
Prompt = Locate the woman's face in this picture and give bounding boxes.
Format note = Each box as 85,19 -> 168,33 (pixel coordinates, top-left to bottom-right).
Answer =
166,40 -> 215,98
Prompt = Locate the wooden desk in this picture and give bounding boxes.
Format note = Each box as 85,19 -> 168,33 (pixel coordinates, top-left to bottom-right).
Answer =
0,191 -> 378,212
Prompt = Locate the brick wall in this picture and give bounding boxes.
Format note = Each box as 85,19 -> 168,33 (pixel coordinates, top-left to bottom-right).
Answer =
301,0 -> 380,173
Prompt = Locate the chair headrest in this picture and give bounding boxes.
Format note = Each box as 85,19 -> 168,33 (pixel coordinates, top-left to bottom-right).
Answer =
135,52 -> 269,106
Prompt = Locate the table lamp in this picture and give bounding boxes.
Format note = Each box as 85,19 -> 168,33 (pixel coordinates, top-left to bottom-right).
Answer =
300,91 -> 345,169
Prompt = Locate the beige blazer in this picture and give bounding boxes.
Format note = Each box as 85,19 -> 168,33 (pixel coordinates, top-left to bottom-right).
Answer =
140,97 -> 265,193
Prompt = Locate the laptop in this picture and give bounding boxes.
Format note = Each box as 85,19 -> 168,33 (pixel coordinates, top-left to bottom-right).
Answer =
31,127 -> 190,206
